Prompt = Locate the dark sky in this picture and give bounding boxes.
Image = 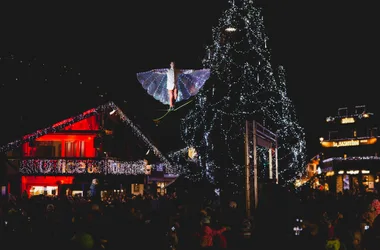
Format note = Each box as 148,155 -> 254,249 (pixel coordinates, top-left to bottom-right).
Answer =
1,1 -> 379,158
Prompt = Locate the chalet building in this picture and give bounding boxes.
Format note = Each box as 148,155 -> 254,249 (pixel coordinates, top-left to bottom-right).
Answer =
317,105 -> 380,193
294,154 -> 320,188
0,101 -> 177,198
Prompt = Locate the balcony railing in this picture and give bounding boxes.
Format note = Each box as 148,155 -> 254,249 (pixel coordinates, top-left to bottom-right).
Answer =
322,156 -> 380,163
8,158 -> 146,175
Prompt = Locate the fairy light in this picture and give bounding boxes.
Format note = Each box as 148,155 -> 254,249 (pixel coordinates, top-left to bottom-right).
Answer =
0,107 -> 99,153
15,159 -> 147,175
180,0 -> 307,187
0,101 -> 178,174
0,54 -> 180,174
107,102 -> 178,174
323,156 -> 380,163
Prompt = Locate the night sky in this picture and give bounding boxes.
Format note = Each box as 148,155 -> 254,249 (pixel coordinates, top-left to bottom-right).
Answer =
1,1 -> 379,159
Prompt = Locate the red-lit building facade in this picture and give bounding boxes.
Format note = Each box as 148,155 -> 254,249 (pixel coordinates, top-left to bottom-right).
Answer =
20,114 -> 98,197
0,102 -> 177,198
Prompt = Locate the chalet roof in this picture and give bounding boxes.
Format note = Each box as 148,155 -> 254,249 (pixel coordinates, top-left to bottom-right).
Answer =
0,100 -> 172,170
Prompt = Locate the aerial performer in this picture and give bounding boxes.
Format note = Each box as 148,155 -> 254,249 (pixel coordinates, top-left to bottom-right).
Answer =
136,61 -> 210,110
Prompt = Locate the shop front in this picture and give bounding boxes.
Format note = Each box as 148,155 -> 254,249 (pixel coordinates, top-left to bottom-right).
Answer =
21,176 -> 74,197
321,158 -> 380,193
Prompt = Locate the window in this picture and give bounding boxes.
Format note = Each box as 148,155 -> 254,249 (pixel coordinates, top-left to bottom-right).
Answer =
79,141 -> 85,157
65,141 -> 86,157
30,186 -> 58,196
65,142 -> 74,157
34,141 -> 61,157
343,175 -> 350,190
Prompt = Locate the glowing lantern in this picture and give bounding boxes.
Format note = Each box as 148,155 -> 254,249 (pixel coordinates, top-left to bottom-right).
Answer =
188,147 -> 198,159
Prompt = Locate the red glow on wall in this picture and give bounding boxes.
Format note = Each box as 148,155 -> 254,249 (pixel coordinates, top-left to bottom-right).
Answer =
51,108 -> 97,129
21,176 -> 74,197
62,114 -> 99,131
22,115 -> 100,158
22,108 -> 97,141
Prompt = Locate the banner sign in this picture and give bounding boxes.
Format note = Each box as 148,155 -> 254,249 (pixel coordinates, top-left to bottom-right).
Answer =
18,159 -> 147,175
321,138 -> 377,148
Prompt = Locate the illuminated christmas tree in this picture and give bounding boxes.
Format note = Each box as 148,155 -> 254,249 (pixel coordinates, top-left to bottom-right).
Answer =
270,66 -> 307,181
180,0 -> 307,191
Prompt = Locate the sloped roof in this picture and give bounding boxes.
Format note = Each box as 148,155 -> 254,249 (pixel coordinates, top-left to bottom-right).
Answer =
0,101 -> 173,171
0,105 -> 100,152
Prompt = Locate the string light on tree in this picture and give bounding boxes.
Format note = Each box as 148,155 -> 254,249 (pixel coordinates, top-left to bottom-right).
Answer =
180,0 -> 307,190
270,66 -> 307,182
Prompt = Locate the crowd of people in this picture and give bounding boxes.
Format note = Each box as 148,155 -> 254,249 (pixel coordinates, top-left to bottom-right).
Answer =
0,185 -> 380,249
0,190 -> 248,250
293,189 -> 380,250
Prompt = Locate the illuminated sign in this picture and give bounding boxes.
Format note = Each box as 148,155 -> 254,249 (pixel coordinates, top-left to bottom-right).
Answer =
321,138 -> 377,148
333,140 -> 359,147
18,159 -> 147,175
341,117 -> 355,124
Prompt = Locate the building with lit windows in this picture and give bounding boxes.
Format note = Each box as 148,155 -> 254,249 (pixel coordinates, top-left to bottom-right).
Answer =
318,105 -> 380,193
294,154 -> 320,188
0,101 -> 177,198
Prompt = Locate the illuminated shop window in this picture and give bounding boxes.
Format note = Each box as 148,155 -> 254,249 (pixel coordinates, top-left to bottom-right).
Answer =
30,186 -> 58,196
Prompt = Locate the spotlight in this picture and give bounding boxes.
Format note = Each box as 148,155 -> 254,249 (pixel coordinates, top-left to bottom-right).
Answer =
225,27 -> 236,32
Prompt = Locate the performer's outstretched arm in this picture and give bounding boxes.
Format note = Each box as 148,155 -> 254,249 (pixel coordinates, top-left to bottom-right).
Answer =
152,69 -> 167,74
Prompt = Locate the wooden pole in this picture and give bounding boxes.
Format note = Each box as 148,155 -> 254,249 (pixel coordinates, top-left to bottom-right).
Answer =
275,140 -> 279,184
245,121 -> 251,217
269,148 -> 273,179
253,121 -> 258,209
